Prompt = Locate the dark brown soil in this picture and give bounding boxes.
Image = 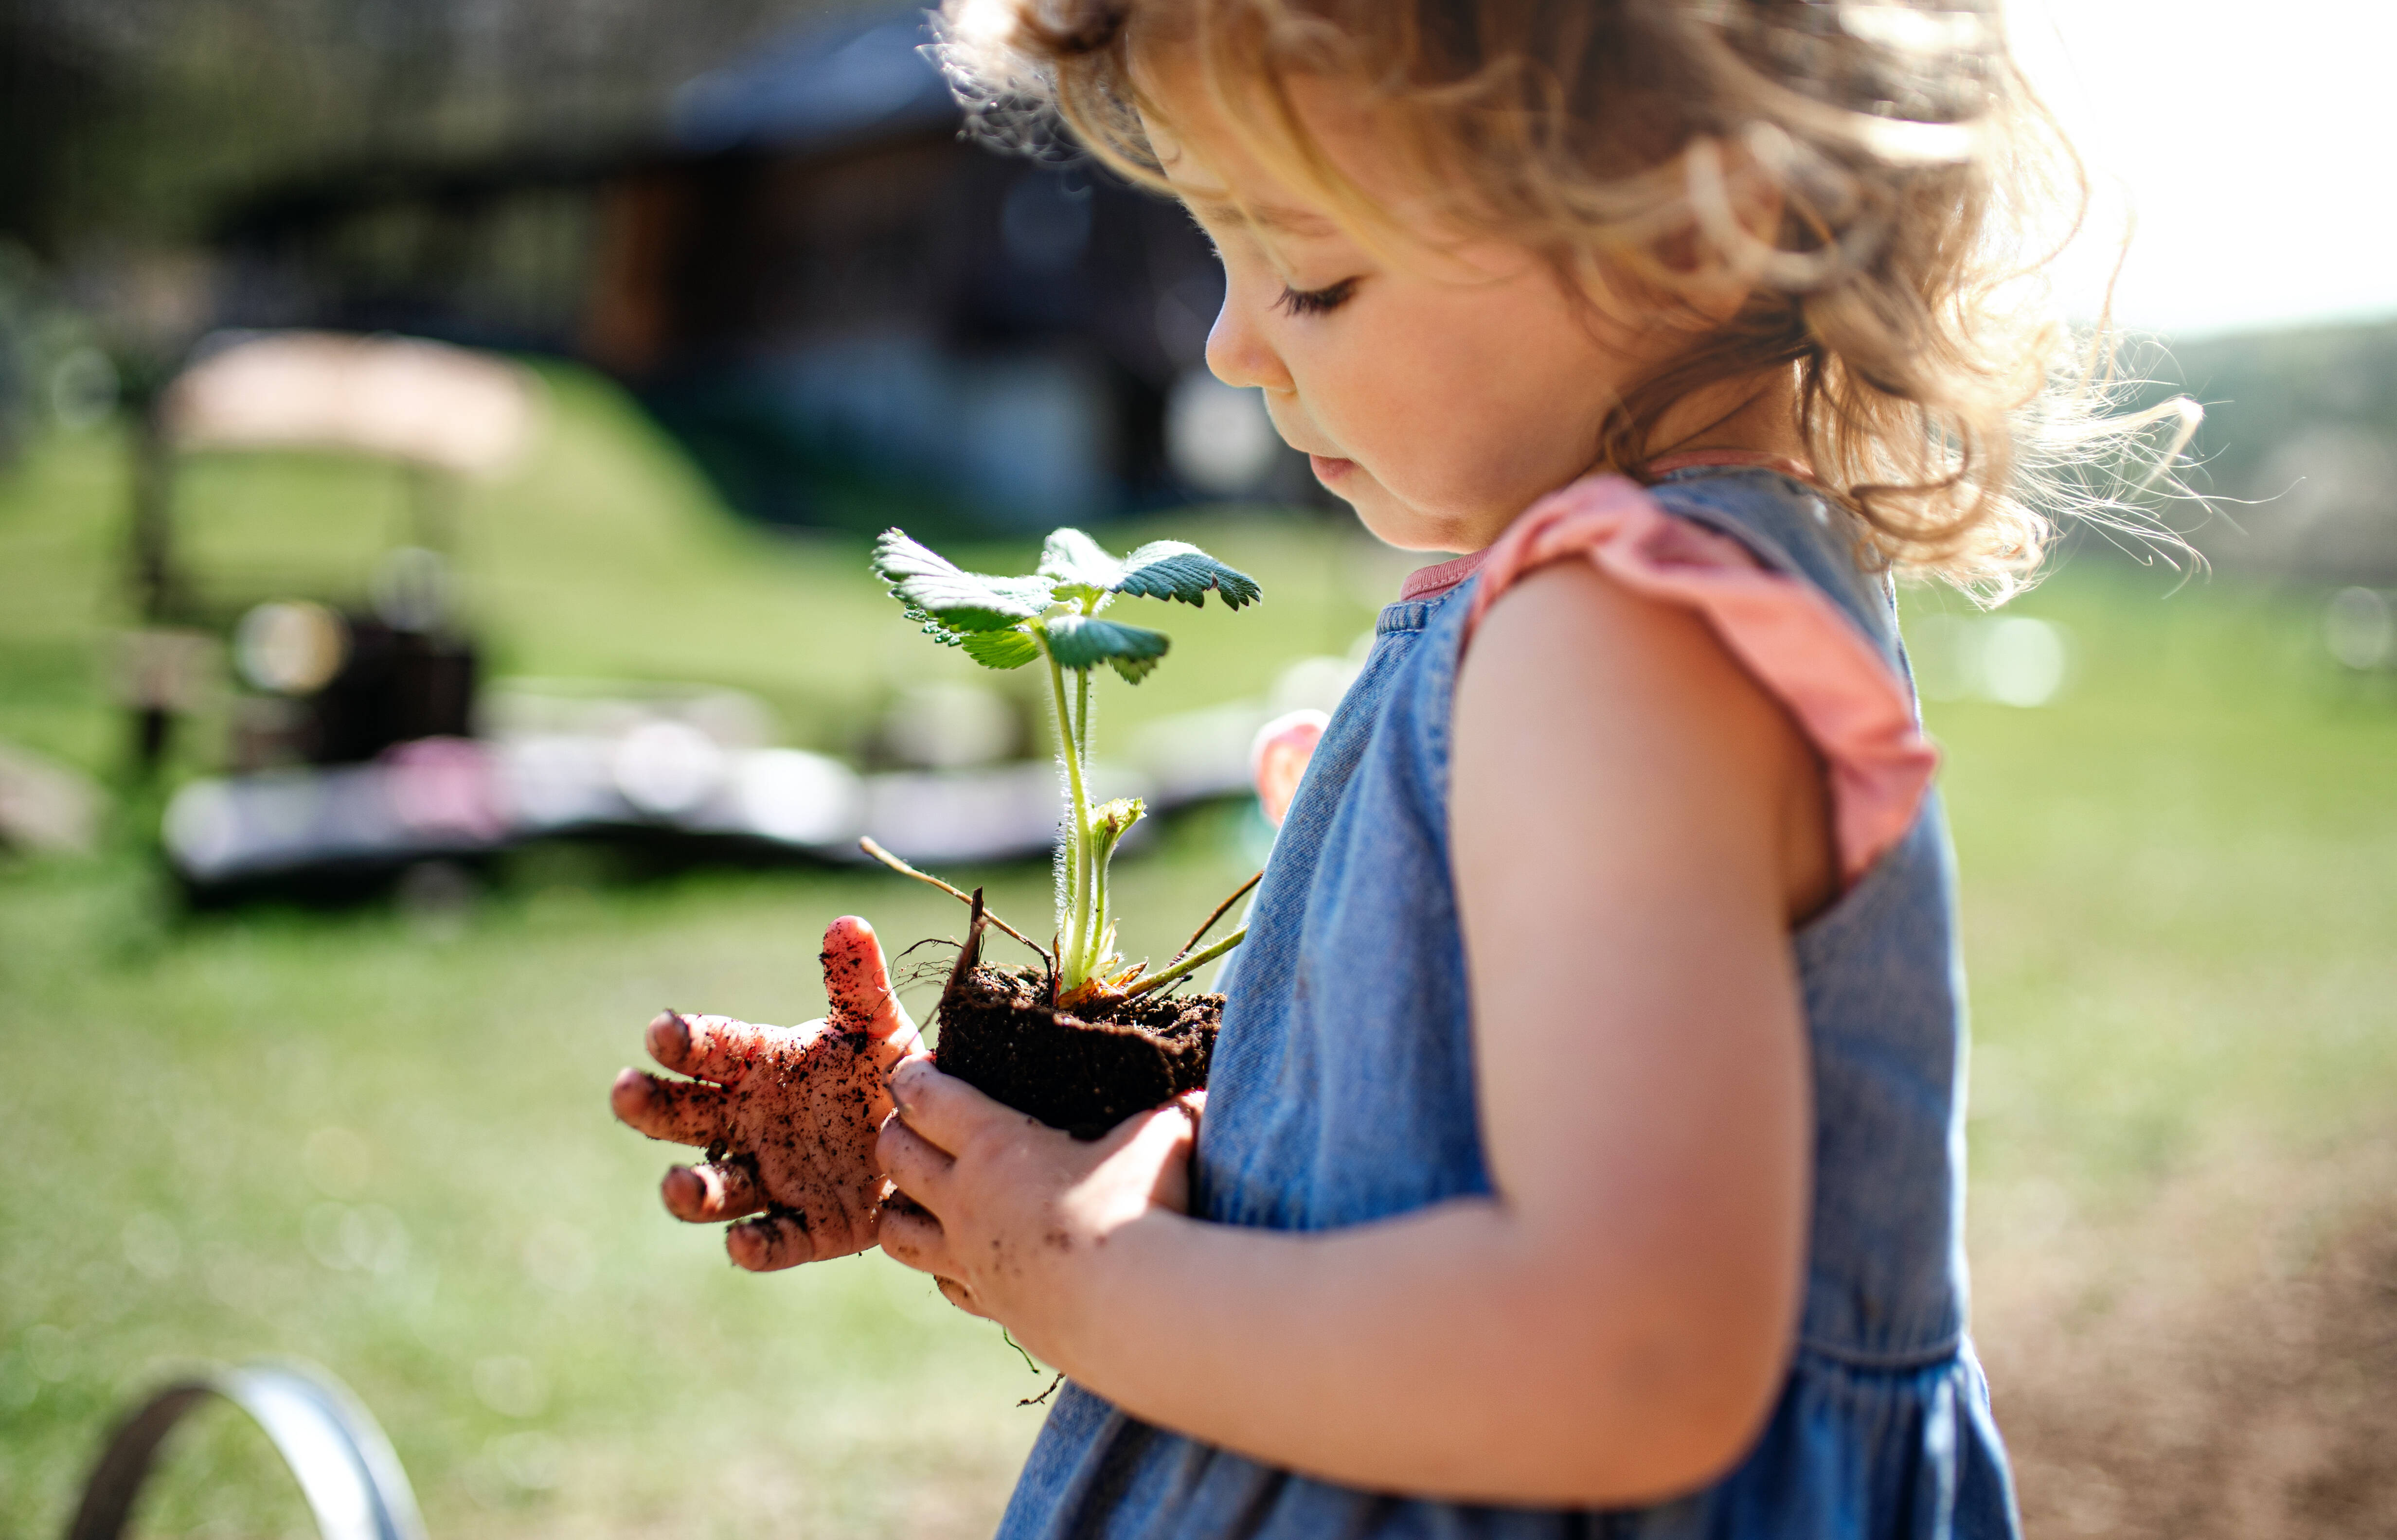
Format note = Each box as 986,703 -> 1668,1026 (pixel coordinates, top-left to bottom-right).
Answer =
934,963 -> 1219,1139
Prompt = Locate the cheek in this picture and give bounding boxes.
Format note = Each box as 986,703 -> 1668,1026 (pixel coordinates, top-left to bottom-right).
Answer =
1307,302 -> 1621,520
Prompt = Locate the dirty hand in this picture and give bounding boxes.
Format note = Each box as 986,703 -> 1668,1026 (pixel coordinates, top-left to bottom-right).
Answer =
876,1053 -> 1201,1357
611,916 -> 920,1271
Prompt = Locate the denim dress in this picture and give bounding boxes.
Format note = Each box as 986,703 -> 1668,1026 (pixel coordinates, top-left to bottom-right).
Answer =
997,467 -> 2022,1540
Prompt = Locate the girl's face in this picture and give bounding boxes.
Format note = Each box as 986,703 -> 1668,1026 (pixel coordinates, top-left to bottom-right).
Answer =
1145,74 -> 1681,554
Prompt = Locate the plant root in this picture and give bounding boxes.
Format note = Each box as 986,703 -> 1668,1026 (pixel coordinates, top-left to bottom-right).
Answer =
1172,869 -> 1262,964
859,838 -> 1047,959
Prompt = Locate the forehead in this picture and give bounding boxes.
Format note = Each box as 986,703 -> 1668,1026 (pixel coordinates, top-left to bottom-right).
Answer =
1179,190 -> 1342,239
1136,64 -> 1358,240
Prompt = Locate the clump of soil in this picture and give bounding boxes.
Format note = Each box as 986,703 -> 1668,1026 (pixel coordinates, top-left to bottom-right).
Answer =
935,962 -> 1219,1139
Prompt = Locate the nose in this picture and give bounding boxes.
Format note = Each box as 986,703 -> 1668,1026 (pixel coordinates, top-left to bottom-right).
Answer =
1205,279 -> 1294,393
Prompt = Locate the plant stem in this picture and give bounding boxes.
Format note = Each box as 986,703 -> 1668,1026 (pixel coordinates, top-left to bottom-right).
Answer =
1074,663 -> 1099,974
1091,820 -> 1110,969
1123,925 -> 1247,999
1043,637 -> 1096,990
1172,870 -> 1263,963
856,838 -> 1048,958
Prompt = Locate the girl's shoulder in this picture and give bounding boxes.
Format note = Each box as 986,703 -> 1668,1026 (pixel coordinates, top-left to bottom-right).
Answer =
1459,468 -> 1934,890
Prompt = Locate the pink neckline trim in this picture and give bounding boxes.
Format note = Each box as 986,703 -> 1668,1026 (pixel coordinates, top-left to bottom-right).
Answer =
1399,550 -> 1488,602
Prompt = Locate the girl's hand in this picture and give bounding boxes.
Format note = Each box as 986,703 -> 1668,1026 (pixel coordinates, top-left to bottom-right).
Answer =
874,1054 -> 1200,1356
610,916 -> 920,1271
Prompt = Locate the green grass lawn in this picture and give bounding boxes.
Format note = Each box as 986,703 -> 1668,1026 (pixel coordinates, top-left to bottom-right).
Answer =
1,371 -> 2391,1537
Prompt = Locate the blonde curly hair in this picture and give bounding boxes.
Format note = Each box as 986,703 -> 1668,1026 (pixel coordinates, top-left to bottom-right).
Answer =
937,0 -> 2197,596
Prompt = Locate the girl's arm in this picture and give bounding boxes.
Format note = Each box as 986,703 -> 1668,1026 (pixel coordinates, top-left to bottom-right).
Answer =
878,559 -> 1827,1505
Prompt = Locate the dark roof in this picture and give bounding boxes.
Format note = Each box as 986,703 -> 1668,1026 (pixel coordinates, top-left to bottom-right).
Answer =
211,6 -> 970,246
671,6 -> 960,155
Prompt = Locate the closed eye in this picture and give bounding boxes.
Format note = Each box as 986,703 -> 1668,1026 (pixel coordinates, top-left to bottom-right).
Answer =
1275,277 -> 1358,317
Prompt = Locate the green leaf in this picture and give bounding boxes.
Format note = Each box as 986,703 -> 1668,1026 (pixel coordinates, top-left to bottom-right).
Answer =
872,529 -> 964,585
1034,530 -> 1262,611
1113,541 -> 1262,609
1036,529 -> 1122,597
1044,614 -> 1169,681
959,627 -> 1041,670
873,529 -> 1051,632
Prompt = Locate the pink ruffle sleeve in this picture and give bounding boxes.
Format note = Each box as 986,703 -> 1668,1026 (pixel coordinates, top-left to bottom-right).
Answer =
1462,474 -> 1937,886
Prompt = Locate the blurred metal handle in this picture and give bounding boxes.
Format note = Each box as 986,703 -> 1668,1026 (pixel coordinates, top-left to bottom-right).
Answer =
66,1359 -> 427,1540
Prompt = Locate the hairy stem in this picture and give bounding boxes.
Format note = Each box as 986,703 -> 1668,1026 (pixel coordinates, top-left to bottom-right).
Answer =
1044,637 -> 1097,991
1123,925 -> 1247,1000
1091,824 -> 1110,974
1073,664 -> 1099,975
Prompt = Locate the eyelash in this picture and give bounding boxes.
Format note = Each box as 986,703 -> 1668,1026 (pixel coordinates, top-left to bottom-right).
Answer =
1275,278 -> 1358,317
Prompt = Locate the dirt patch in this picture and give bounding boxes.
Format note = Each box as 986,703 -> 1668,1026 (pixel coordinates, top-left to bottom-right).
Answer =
1976,1140 -> 2397,1538
933,963 -> 1218,1139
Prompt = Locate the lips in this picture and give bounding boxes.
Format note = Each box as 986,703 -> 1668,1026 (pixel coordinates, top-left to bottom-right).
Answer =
1307,453 -> 1355,484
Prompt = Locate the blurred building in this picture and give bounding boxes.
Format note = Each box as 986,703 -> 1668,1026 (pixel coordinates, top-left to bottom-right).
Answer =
205,6 -> 1312,533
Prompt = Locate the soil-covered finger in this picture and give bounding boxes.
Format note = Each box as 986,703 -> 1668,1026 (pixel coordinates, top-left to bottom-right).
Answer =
876,1109 -> 955,1204
647,1010 -> 773,1085
935,1275 -> 987,1317
661,1158 -> 765,1222
876,1192 -> 948,1275
726,1210 -> 814,1272
610,1067 -> 732,1147
821,917 -> 915,1044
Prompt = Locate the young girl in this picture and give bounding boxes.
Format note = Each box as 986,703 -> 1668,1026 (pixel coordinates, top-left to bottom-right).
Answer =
614,2 -> 2167,1531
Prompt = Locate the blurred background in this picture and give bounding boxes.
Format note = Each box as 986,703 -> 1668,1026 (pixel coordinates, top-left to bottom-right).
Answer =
0,1 -> 2392,1537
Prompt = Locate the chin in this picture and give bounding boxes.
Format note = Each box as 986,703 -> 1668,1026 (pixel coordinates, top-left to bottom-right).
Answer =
1339,478 -> 1483,555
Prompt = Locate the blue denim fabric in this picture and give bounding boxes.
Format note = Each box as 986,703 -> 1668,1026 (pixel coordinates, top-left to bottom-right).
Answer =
997,469 -> 2021,1540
